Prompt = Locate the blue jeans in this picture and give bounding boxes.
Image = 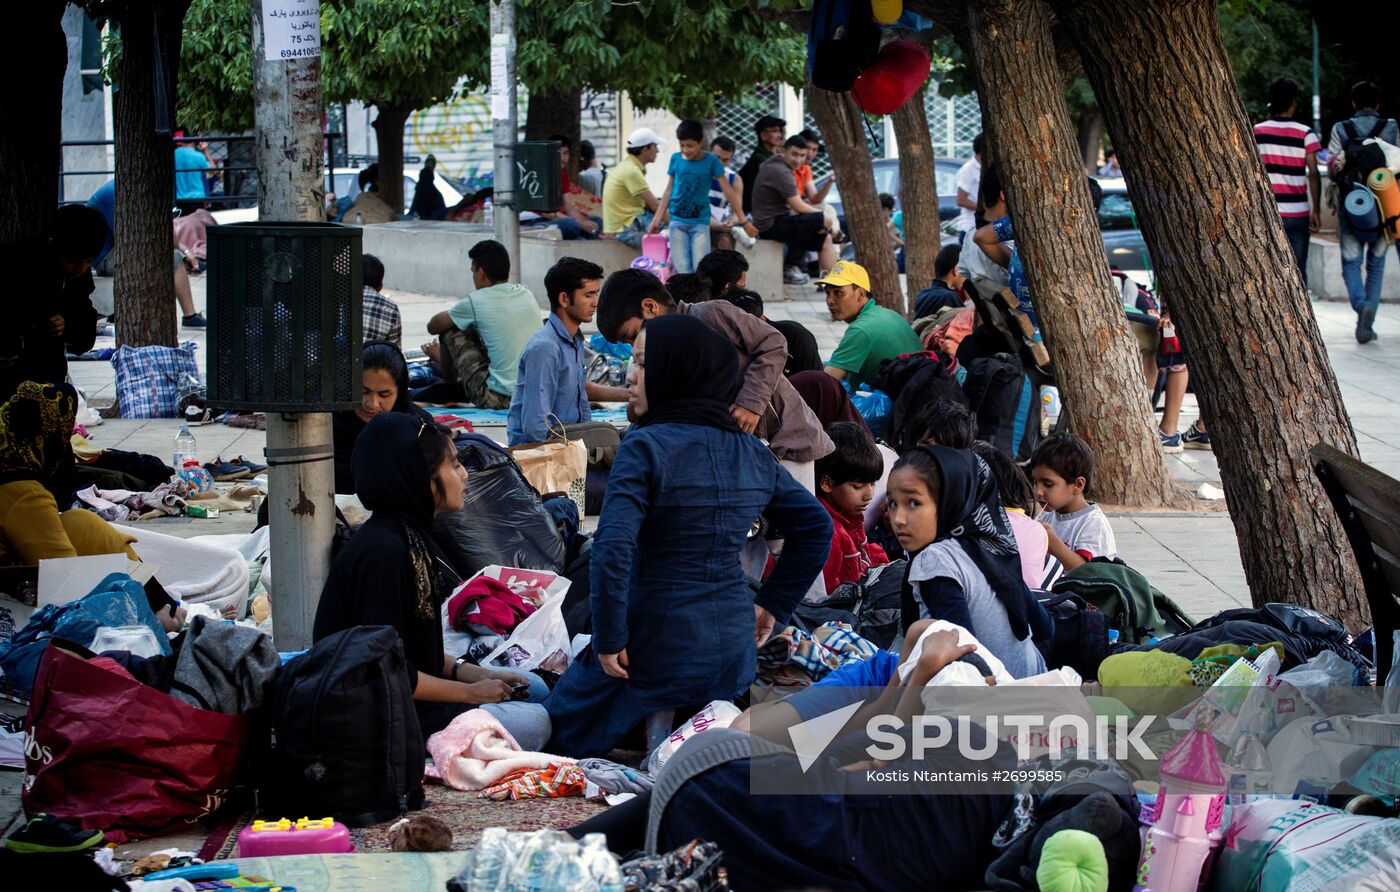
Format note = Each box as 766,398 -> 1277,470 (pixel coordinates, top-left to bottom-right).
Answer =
555,215 -> 603,241
1281,215 -> 1311,288
1339,213 -> 1387,320
667,220 -> 710,274
613,211 -> 654,249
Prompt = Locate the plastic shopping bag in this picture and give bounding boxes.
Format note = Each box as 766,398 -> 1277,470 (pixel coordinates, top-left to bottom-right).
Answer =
24,646 -> 247,842
645,701 -> 743,772
476,566 -> 573,674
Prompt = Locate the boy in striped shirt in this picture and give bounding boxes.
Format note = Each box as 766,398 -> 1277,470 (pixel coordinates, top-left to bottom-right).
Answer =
1253,77 -> 1322,288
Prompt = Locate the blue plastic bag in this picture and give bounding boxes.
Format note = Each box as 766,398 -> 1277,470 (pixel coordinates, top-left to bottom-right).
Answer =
0,573 -> 169,694
848,389 -> 893,439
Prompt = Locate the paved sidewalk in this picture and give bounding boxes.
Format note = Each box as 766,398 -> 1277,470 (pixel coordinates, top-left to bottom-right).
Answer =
70,275 -> 1400,618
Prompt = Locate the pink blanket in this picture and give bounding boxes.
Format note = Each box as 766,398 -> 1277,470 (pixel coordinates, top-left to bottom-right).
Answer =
423,709 -> 563,792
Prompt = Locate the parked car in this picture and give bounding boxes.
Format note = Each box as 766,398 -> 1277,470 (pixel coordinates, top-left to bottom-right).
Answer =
1102,229 -> 1154,290
819,157 -> 965,230
1094,177 -> 1137,230
212,166 -> 465,224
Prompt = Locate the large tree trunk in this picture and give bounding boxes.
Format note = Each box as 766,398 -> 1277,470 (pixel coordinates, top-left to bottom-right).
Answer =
525,86 -> 582,181
892,84 -> 941,310
808,84 -> 904,315
0,3 -> 66,242
1058,0 -> 1367,628
371,103 -> 411,215
961,0 -> 1187,508
113,10 -> 178,349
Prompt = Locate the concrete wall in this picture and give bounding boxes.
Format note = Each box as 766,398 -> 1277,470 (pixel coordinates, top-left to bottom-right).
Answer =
360,222 -> 786,304
1307,235 -> 1400,300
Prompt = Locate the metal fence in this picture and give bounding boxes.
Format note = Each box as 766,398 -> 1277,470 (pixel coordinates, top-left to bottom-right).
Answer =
714,85 -> 783,172
926,89 -> 983,159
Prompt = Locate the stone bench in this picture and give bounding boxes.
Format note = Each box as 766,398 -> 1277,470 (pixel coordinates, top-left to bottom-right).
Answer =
359,220 -> 785,307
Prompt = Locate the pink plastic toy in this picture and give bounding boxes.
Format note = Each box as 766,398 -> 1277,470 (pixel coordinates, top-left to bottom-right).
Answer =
640,233 -> 672,282
236,816 -> 355,858
1134,713 -> 1229,892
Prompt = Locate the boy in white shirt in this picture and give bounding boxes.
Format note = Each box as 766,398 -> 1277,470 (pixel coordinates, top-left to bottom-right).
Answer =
1029,433 -> 1118,589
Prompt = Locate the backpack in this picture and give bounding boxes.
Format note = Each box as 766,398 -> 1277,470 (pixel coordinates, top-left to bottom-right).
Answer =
874,350 -> 967,452
794,559 -> 907,650
268,626 -> 425,827
962,353 -> 1038,461
1050,559 -> 1193,646
808,0 -> 881,92
1337,119 -> 1391,190
1036,591 -> 1110,679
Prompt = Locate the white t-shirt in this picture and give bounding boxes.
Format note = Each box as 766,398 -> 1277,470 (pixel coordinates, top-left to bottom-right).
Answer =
955,157 -> 981,233
958,229 -> 1010,298
1040,503 -> 1118,589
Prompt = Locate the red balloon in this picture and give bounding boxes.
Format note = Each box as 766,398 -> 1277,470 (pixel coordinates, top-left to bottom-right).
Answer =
852,39 -> 932,115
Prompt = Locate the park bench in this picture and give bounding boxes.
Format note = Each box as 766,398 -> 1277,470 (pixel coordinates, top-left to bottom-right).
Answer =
1311,443 -> 1400,676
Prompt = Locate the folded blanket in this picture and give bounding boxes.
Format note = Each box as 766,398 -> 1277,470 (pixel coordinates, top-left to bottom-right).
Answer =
478,762 -> 587,801
424,708 -> 565,792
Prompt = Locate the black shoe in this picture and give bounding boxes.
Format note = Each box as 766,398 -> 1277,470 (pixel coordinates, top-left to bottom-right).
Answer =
183,312 -> 208,328
4,814 -> 105,853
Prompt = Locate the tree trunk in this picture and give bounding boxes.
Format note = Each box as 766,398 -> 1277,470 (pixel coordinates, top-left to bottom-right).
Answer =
1077,107 -> 1106,172
892,84 -> 941,310
0,3 -> 66,242
525,86 -> 582,181
961,0 -> 1187,508
113,10 -> 178,349
372,103 -> 411,215
807,84 -> 904,315
1058,0 -> 1367,628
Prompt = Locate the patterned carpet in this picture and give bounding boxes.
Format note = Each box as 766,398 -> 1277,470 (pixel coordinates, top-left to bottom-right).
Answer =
350,784 -> 609,853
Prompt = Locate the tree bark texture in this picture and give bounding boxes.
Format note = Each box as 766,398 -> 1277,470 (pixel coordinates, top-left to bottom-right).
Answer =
113,11 -> 178,349
0,3 -> 66,242
372,103 -> 411,215
892,84 -> 941,309
807,84 -> 905,315
525,86 -> 582,182
1058,0 -> 1367,628
961,0 -> 1187,509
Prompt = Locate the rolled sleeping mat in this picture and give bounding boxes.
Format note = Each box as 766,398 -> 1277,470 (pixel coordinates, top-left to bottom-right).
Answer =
1368,168 -> 1400,237
1345,185 -> 1381,232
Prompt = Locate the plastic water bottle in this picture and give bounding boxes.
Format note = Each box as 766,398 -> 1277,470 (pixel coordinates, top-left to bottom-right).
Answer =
1040,385 -> 1061,436
354,210 -> 364,226
173,421 -> 197,472
581,833 -> 624,891
483,197 -> 495,229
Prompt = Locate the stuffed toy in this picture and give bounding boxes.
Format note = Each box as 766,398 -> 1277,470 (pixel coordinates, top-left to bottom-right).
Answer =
987,791 -> 1141,892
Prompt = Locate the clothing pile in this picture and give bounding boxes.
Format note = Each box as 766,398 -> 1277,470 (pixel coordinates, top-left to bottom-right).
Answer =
424,708 -> 565,792
75,482 -> 188,522
479,762 -> 589,801
756,621 -> 880,687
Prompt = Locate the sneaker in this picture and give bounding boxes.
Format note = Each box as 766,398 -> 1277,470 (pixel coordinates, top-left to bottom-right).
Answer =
182,312 -> 208,328
733,226 -> 756,249
1182,421 -> 1212,450
4,814 -> 104,853
1159,428 -> 1183,453
184,405 -> 214,425
234,455 -> 268,474
203,456 -> 251,481
783,265 -> 810,285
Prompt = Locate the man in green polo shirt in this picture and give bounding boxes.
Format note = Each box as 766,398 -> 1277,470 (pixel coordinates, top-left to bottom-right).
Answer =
819,261 -> 923,390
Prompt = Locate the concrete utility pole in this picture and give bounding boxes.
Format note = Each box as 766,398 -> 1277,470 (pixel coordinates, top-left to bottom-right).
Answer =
490,0 -> 521,281
251,0 -> 333,650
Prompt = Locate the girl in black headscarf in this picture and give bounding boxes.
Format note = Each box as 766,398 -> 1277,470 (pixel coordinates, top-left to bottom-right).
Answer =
313,413 -> 550,746
331,341 -> 435,494
543,314 -> 831,758
887,445 -> 1051,678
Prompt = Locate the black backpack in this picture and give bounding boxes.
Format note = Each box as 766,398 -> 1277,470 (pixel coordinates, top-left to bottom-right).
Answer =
268,626 -> 425,827
874,351 -> 968,452
808,0 -> 881,92
1036,591 -> 1110,679
1337,119 -> 1391,190
794,559 -> 908,651
962,353 -> 1039,461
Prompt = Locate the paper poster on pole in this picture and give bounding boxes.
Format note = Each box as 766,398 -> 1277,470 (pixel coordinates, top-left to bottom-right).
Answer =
490,34 -> 510,120
262,0 -> 322,62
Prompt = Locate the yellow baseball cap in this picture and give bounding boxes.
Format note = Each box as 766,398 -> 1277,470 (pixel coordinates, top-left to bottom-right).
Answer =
813,260 -> 871,292
871,0 -> 903,25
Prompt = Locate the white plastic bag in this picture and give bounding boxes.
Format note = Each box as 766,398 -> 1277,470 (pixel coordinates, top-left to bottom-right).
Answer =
474,566 -> 573,674
90,624 -> 162,658
645,700 -> 742,771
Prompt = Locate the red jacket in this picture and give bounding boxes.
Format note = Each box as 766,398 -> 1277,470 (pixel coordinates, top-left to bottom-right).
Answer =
820,498 -> 889,595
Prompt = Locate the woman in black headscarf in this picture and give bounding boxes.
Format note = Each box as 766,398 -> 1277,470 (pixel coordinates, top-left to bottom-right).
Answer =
313,413 -> 551,746
543,314 -> 831,758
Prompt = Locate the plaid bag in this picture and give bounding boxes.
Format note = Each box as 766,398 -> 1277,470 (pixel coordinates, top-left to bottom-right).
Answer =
112,342 -> 200,418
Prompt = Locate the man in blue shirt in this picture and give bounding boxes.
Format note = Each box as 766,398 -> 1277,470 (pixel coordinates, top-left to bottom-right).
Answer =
174,141 -> 216,214
507,258 -> 629,445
